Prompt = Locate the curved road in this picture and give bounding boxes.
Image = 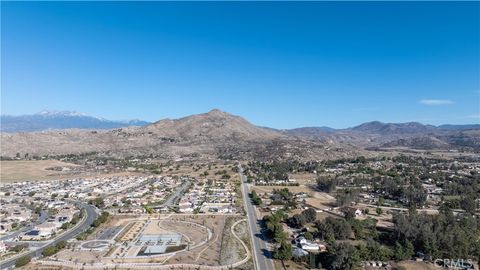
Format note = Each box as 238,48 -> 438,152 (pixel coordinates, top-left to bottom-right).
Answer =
0,210 -> 48,242
0,202 -> 97,269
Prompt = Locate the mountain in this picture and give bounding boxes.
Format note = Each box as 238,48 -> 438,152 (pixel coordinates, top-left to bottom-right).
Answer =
284,126 -> 335,137
142,109 -> 282,141
437,124 -> 480,130
285,121 -> 480,151
348,121 -> 436,135
0,111 -> 150,132
1,110 -> 479,160
1,109 -> 353,160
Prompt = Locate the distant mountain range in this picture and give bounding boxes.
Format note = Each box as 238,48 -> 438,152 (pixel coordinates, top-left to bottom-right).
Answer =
1,109 -> 479,160
0,110 -> 150,132
2,110 -> 477,134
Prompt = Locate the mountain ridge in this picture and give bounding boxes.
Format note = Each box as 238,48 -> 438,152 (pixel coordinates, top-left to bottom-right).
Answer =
1,110 -> 479,160
1,111 -> 150,133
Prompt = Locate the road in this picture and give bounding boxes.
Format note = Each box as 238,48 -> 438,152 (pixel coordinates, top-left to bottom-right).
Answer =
162,179 -> 191,207
239,167 -> 275,270
0,210 -> 48,242
0,202 -> 98,270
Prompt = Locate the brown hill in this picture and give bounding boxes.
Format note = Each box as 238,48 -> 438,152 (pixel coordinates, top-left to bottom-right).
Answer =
1,109 -> 356,161
140,109 -> 282,141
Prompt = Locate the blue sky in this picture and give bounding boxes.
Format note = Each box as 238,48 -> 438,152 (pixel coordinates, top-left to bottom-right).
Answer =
1,2 -> 479,129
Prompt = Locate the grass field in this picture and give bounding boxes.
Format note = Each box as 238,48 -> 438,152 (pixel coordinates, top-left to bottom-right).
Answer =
0,160 -> 81,182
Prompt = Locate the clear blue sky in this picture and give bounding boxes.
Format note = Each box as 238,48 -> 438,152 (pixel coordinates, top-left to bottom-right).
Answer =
1,2 -> 479,129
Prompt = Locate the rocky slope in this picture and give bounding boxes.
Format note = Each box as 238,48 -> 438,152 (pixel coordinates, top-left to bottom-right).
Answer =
0,109 -> 358,161
2,110 -> 478,161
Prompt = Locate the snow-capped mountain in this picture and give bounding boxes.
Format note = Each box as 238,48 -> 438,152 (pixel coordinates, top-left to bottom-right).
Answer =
0,111 -> 150,133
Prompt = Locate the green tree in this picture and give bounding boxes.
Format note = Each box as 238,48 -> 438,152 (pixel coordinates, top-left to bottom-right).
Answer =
273,240 -> 292,260
324,243 -> 360,270
393,240 -> 414,261
304,231 -> 314,241
15,255 -> 31,267
460,195 -> 476,214
56,240 -> 67,250
42,246 -> 58,257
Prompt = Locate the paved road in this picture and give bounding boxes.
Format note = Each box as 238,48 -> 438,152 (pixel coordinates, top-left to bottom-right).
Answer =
161,179 -> 191,207
0,210 -> 48,242
239,167 -> 275,270
0,202 -> 98,270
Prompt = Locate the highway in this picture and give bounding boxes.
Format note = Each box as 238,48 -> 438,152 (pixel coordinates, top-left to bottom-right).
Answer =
0,202 -> 98,270
239,166 -> 275,270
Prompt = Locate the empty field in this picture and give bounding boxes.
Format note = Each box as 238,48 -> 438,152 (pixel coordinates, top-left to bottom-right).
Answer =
0,160 -> 80,182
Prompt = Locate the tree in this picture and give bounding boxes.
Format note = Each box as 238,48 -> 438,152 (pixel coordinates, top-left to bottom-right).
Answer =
336,189 -> 359,207
15,255 -> 31,267
377,197 -> 385,207
250,191 -> 262,205
303,208 -> 317,223
376,207 -> 383,216
315,217 -> 352,241
288,214 -> 306,228
460,195 -> 476,214
90,197 -> 105,208
42,246 -> 58,257
393,240 -> 414,261
273,240 -> 292,260
324,243 -> 360,270
317,175 -> 337,193
342,207 -> 356,221
10,244 -> 27,252
56,240 -> 67,250
359,239 -> 393,261
304,231 -> 314,241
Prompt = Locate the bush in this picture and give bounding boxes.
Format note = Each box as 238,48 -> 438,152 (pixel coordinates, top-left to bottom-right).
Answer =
15,255 -> 31,267
10,244 -> 27,252
42,246 -> 58,257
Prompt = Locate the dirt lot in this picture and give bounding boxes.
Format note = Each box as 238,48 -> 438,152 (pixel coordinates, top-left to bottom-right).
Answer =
56,250 -> 106,265
0,160 -> 148,183
163,162 -> 238,181
288,172 -> 316,185
397,261 -> 439,270
0,160 -> 80,182
252,184 -> 336,210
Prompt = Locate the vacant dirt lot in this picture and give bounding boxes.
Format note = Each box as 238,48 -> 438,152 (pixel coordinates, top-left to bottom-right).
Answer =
0,160 -> 80,182
252,184 -> 336,210
163,162 -> 238,181
288,172 -> 316,185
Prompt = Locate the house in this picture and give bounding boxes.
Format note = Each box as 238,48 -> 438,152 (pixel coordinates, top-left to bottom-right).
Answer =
179,204 -> 194,213
0,223 -> 12,234
35,222 -> 60,236
301,242 -> 320,251
0,241 -> 7,254
292,247 -> 308,257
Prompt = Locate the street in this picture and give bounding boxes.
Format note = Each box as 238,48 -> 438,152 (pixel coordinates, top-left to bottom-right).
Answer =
239,166 -> 275,270
0,210 -> 48,242
0,202 -> 98,270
